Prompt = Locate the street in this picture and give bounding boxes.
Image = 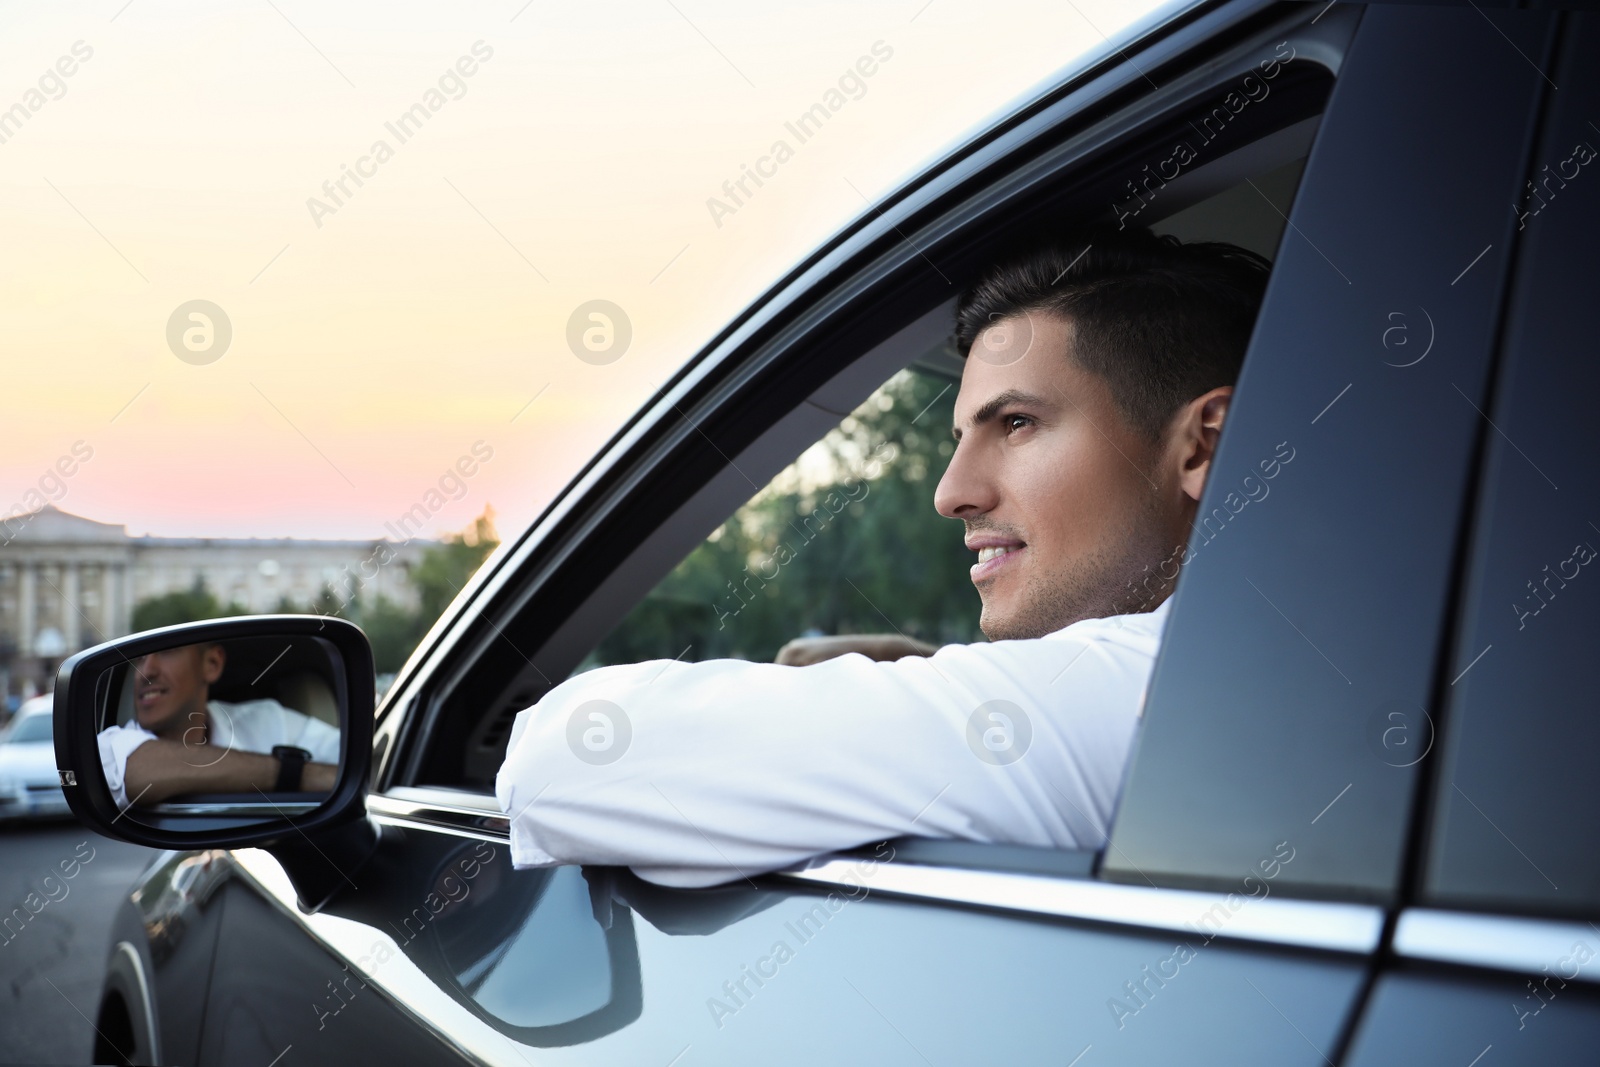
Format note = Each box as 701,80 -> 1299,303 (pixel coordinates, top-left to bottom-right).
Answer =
0,820 -> 161,1064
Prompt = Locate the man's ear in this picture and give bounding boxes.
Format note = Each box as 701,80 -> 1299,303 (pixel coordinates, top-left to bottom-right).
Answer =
201,643 -> 226,684
1172,386 -> 1232,504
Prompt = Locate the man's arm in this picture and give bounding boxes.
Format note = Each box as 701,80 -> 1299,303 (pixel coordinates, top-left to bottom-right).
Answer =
123,741 -> 336,806
497,608 -> 1168,887
774,633 -> 939,666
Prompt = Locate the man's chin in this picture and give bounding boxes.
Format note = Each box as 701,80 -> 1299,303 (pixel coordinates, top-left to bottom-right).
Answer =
979,590 -> 1108,641
135,708 -> 178,734
979,602 -> 1052,642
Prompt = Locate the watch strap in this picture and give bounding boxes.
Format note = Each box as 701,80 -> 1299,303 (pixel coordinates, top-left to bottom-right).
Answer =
271,745 -> 311,792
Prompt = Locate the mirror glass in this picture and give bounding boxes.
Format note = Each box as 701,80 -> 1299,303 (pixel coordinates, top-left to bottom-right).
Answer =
92,634 -> 344,828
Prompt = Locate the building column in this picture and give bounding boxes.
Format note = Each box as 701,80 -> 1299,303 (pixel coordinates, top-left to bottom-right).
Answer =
62,563 -> 80,651
118,563 -> 134,636
101,564 -> 117,640
17,563 -> 35,656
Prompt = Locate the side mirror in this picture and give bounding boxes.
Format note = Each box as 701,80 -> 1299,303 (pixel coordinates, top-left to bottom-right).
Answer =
54,615 -> 378,910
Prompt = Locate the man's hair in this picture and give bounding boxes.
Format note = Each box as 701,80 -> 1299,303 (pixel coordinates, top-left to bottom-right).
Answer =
954,228 -> 1271,441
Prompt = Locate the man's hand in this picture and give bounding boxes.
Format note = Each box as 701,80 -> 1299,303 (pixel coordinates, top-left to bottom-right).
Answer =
123,740 -> 338,806
775,633 -> 939,667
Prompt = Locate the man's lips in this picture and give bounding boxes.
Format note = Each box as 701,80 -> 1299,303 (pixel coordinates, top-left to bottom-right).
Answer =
136,685 -> 168,707
966,536 -> 1026,583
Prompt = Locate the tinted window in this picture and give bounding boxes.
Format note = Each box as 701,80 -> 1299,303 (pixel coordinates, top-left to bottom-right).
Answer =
6,715 -> 52,744
1423,13 -> 1600,916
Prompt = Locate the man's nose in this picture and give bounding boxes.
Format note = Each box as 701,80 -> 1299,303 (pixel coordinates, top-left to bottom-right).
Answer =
934,440 -> 999,519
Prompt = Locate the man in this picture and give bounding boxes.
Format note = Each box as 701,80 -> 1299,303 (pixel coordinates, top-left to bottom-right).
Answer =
497,228 -> 1268,887
97,642 -> 341,808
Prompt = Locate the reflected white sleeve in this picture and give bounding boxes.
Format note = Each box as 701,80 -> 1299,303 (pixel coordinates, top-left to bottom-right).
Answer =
96,723 -> 157,810
288,715 -> 342,765
495,606 -> 1167,887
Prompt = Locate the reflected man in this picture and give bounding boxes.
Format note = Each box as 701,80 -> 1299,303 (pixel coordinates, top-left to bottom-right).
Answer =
96,643 -> 340,807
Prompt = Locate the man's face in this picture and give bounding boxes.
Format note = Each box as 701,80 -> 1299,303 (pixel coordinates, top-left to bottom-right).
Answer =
935,311 -> 1192,640
133,644 -> 223,736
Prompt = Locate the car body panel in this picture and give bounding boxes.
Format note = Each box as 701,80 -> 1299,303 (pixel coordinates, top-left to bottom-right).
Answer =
1342,970 -> 1600,1065
198,838 -> 1368,1066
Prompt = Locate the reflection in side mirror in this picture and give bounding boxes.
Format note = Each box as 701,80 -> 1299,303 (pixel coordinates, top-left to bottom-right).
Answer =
55,616 -> 376,905
96,633 -> 345,832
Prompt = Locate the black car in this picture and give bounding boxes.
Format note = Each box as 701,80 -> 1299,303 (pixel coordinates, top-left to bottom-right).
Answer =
54,2 -> 1600,1063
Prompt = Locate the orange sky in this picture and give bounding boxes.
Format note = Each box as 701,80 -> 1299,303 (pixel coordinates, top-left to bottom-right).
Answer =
0,0 -> 1169,542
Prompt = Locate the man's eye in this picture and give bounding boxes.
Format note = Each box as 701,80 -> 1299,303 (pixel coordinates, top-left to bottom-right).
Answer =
1004,414 -> 1034,434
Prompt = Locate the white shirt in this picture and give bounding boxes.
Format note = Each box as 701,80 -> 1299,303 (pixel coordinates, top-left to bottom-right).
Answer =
97,698 -> 342,808
496,602 -> 1170,887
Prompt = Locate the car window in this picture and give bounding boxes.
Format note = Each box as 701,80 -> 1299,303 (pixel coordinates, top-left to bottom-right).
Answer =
394,11 -> 1350,802
1422,13 -> 1600,917
582,364 -> 973,671
577,120 -> 1315,678
416,148 -> 1321,792
5,714 -> 52,744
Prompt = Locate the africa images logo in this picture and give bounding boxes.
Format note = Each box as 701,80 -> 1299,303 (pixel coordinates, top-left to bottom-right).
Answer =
166,300 -> 232,365
966,700 -> 1032,766
566,699 -> 631,765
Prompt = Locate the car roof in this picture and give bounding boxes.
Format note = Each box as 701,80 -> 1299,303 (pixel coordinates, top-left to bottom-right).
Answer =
11,695 -> 53,720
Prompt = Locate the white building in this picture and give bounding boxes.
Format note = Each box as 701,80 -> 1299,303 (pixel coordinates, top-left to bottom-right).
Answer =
0,505 -> 432,703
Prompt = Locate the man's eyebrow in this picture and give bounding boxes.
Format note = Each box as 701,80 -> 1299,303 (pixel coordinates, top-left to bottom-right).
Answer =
952,389 -> 1053,439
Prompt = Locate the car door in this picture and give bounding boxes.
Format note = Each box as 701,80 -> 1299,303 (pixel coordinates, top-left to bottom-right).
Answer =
182,5 -> 1556,1065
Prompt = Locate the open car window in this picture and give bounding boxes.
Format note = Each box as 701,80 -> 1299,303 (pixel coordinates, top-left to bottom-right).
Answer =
572,143 -> 1310,678
391,11 -> 1348,825
415,138 -> 1315,794
582,363 -> 973,672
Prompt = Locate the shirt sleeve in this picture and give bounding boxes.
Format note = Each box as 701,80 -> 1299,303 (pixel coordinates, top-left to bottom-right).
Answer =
285,714 -> 342,766
495,607 -> 1168,888
212,700 -> 342,767
96,723 -> 158,810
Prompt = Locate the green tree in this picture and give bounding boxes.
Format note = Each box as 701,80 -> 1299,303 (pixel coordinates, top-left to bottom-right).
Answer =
410,508 -> 499,625
131,577 -> 248,631
360,595 -> 425,675
353,508 -> 501,675
307,583 -> 348,619
594,367 -> 980,666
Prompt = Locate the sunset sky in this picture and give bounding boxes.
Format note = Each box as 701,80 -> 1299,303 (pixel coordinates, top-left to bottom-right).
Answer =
1,0 -> 1169,542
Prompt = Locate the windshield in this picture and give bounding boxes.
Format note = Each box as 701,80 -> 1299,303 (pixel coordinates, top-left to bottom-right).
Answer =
5,715 -> 53,745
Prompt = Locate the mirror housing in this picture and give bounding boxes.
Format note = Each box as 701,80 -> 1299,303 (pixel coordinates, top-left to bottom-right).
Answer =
54,615 -> 379,910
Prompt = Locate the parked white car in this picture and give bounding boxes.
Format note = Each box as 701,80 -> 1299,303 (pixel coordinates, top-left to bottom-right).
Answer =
0,695 -> 70,821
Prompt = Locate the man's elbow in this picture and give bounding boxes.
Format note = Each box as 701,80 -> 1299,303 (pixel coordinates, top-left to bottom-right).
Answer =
119,764 -> 167,806
121,745 -> 183,806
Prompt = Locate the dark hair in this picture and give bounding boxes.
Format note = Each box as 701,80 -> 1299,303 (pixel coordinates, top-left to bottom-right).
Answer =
954,228 -> 1270,441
